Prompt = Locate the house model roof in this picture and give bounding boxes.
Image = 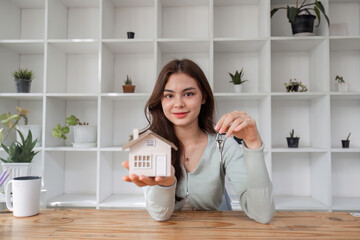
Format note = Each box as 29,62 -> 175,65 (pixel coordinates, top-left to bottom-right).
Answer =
122,130 -> 178,151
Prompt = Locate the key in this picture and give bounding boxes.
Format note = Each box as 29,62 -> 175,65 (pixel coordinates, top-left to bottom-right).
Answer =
216,132 -> 225,163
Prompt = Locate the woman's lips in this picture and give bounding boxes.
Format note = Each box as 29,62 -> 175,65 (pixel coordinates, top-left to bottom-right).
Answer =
173,112 -> 188,118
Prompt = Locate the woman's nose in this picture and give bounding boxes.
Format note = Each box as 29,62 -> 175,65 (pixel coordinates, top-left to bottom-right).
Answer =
174,96 -> 184,108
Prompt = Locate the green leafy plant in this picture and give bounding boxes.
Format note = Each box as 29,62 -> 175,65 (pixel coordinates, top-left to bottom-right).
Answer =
124,75 -> 133,85
345,132 -> 351,141
0,128 -> 3,143
229,69 -> 248,85
0,106 -> 29,144
0,130 -> 39,163
284,79 -> 308,92
335,75 -> 345,84
271,0 -> 330,28
12,68 -> 33,80
52,115 -> 89,140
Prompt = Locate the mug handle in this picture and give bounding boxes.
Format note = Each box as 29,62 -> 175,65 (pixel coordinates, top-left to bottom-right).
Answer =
5,180 -> 14,212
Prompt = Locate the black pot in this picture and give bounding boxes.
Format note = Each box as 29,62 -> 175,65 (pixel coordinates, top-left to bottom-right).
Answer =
286,84 -> 299,92
342,140 -> 350,148
287,137 -> 300,148
15,79 -> 32,93
127,32 -> 135,39
290,15 -> 316,35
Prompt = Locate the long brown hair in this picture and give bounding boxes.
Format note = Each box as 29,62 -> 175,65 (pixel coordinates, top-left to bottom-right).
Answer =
144,59 -> 216,200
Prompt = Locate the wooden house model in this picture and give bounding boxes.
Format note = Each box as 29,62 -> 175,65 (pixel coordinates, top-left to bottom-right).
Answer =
122,129 -> 178,177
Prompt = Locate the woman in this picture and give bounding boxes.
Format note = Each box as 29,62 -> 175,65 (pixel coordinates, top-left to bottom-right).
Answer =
122,59 -> 274,223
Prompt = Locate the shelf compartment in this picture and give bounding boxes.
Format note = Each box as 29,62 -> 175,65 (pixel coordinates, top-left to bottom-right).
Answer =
270,1 -> 328,37
44,151 -> 97,208
158,0 -> 210,39
214,39 -> 269,93
272,96 -> 330,148
271,38 -> 329,93
0,97 -> 43,146
45,97 -> 98,147
47,0 -> 100,40
272,152 -> 331,210
99,152 -> 144,208
332,152 -> 360,210
157,40 -> 210,82
0,42 -> 44,93
329,1 -> 360,37
330,97 -> 360,148
102,0 -> 155,39
100,98 -> 147,148
46,42 -> 99,93
215,96 -> 271,149
330,39 -> 360,93
0,0 -> 45,40
101,42 -> 155,93
214,0 -> 268,39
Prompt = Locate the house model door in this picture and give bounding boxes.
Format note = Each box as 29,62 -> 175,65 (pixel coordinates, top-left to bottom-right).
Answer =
155,155 -> 166,176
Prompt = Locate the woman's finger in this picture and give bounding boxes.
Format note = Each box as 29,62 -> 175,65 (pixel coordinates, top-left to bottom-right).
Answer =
138,175 -> 157,186
122,161 -> 129,170
129,174 -> 146,187
225,117 -> 244,137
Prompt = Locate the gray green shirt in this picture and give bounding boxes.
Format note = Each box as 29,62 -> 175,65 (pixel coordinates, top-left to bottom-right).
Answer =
144,133 -> 275,224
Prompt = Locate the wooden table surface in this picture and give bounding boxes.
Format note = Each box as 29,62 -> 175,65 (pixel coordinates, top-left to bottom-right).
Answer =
0,209 -> 360,239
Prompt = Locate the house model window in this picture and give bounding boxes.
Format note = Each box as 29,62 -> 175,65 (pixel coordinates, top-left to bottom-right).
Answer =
145,139 -> 155,147
134,155 -> 151,168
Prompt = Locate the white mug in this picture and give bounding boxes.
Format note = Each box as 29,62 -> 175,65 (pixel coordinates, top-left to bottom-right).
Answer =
6,176 -> 42,217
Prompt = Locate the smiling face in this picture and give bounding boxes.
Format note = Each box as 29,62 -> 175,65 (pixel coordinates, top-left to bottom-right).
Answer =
161,73 -> 205,129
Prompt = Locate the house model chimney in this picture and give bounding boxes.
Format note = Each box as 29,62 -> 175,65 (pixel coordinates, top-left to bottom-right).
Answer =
133,129 -> 139,139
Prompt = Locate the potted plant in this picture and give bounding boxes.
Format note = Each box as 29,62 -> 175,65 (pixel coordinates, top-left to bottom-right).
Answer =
287,129 -> 300,148
1,106 -> 41,147
335,75 -> 348,92
284,79 -> 308,92
122,75 -> 136,93
341,132 -> 351,148
0,130 -> 39,189
271,0 -> 330,36
13,68 -> 34,93
52,115 -> 97,148
229,69 -> 248,93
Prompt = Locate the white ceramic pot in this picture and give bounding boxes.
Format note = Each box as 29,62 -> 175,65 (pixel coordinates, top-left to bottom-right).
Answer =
1,162 -> 31,194
16,125 -> 41,147
234,84 -> 242,93
73,125 -> 97,148
337,82 -> 349,92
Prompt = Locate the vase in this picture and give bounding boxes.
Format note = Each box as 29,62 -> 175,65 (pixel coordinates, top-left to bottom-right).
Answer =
337,82 -> 349,92
234,85 -> 242,93
73,125 -> 97,148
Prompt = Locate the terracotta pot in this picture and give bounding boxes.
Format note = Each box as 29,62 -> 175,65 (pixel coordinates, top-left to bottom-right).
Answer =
123,85 -> 136,93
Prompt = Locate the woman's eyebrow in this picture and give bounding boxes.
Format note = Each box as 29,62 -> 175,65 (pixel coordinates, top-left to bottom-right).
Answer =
163,87 -> 196,93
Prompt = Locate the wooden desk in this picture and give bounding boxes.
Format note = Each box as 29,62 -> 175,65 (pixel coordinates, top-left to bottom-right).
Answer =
1,209 -> 359,239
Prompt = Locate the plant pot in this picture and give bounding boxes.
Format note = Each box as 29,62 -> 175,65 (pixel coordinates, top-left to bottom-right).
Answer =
1,162 -> 31,193
127,32 -> 135,39
123,85 -> 136,93
341,140 -> 350,148
15,79 -> 32,93
16,125 -> 42,147
233,84 -> 243,93
287,137 -> 300,148
73,125 -> 97,148
337,82 -> 349,92
291,15 -> 316,36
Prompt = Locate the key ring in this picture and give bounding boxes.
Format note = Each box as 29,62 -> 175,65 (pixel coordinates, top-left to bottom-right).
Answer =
216,132 -> 226,163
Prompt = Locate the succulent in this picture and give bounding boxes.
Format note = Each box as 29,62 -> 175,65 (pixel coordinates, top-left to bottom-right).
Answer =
52,115 -> 88,141
335,75 -> 345,84
124,75 -> 133,85
284,79 -> 308,92
271,0 -> 329,28
345,132 -> 351,141
229,69 -> 248,85
0,130 -> 39,163
12,68 -> 33,80
289,129 -> 296,138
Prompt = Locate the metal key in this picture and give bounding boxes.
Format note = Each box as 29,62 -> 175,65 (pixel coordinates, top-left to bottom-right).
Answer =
216,132 -> 225,163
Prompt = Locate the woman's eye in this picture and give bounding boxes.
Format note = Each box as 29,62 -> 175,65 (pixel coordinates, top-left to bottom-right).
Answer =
184,92 -> 194,97
164,94 -> 173,99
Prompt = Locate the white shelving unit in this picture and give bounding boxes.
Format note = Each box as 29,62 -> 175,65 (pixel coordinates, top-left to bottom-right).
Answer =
0,0 -> 359,211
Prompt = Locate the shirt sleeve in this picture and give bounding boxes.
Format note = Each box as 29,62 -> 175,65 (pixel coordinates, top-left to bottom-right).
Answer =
223,138 -> 275,224
143,178 -> 177,221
